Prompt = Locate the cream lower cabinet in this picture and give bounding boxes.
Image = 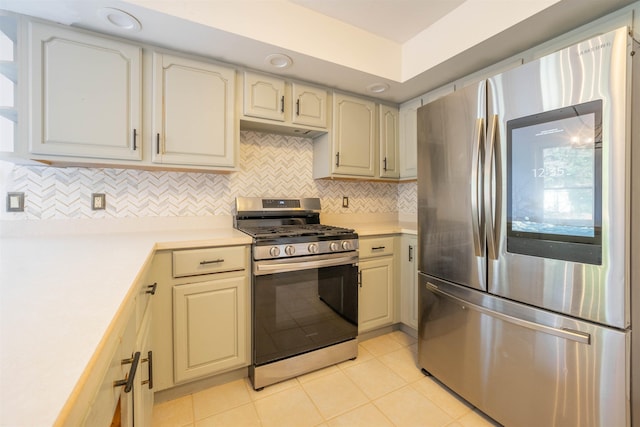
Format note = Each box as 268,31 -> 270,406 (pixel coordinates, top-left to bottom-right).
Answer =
400,235 -> 418,330
358,236 -> 397,333
173,275 -> 248,383
81,261 -> 157,427
152,53 -> 236,168
152,245 -> 250,390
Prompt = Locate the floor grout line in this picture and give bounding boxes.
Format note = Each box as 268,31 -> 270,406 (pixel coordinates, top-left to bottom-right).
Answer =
154,331 -> 500,427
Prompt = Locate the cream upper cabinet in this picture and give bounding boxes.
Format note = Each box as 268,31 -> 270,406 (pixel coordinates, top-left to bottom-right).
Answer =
152,53 -> 236,168
314,92 -> 375,178
399,97 -> 421,179
291,82 -> 327,128
243,71 -> 285,121
28,21 -> 142,161
379,104 -> 400,179
241,71 -> 328,134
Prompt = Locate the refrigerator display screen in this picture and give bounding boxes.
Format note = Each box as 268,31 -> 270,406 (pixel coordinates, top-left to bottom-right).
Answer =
506,100 -> 602,264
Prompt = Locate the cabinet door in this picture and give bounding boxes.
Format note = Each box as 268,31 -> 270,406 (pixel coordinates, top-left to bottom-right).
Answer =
399,98 -> 420,179
400,235 -> 418,329
379,104 -> 400,178
359,256 -> 394,333
243,71 -> 285,121
291,82 -> 327,128
153,53 -> 236,167
332,93 -> 375,177
29,22 -> 141,160
134,307 -> 153,427
173,276 -> 248,383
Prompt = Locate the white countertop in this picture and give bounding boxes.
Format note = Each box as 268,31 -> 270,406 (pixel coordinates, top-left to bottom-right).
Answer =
0,215 -> 415,426
0,220 -> 251,427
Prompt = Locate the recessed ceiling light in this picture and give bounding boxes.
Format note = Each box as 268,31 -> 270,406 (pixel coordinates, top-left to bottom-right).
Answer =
97,8 -> 142,32
265,53 -> 293,69
367,83 -> 390,94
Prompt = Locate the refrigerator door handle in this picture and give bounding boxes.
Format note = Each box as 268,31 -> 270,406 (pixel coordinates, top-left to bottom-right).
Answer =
425,282 -> 591,344
484,114 -> 502,260
470,118 -> 485,257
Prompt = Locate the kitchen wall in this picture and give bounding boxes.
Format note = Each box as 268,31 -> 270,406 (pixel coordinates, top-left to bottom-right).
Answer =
0,130 -> 417,221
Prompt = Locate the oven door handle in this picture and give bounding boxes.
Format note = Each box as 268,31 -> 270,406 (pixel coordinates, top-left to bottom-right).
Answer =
255,254 -> 358,275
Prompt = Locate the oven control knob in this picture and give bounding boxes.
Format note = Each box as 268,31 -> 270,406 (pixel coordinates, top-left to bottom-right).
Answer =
285,245 -> 296,256
329,242 -> 340,251
269,246 -> 281,257
341,241 -> 352,250
308,243 -> 319,254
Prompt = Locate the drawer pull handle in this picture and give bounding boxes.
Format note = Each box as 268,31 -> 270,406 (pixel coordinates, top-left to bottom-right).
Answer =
372,246 -> 386,251
114,351 -> 141,393
200,259 -> 225,265
146,282 -> 157,295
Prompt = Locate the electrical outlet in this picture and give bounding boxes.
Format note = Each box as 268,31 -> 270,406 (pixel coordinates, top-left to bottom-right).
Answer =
342,196 -> 349,208
6,192 -> 25,212
92,193 -> 106,210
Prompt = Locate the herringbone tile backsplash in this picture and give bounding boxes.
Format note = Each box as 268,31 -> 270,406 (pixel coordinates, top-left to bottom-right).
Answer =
0,131 -> 417,220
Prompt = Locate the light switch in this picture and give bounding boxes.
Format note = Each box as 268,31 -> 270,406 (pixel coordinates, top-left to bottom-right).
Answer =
6,192 -> 25,212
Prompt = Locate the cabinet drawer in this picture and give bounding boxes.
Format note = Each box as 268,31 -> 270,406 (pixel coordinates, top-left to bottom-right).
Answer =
173,246 -> 246,278
359,237 -> 395,258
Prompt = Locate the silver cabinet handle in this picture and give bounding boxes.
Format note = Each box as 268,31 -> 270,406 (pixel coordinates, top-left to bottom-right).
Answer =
426,282 -> 591,344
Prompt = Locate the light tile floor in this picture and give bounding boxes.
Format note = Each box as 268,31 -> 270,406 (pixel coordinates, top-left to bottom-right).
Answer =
152,331 -> 501,427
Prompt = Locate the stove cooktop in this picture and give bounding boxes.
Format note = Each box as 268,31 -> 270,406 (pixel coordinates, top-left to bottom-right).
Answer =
238,224 -> 355,240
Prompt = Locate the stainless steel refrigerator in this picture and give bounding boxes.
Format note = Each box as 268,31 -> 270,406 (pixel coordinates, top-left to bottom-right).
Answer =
417,27 -> 639,427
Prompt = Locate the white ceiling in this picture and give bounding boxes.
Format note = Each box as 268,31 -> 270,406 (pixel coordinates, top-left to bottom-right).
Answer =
0,0 -> 637,103
289,0 -> 466,43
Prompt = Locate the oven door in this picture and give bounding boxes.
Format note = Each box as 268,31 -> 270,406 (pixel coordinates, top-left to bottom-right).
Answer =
253,252 -> 358,367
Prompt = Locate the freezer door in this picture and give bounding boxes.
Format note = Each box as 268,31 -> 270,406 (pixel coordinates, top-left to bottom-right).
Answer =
486,27 -> 630,328
417,82 -> 486,291
418,274 -> 629,427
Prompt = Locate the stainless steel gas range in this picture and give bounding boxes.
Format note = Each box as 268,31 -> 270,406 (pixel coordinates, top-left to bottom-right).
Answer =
234,197 -> 359,390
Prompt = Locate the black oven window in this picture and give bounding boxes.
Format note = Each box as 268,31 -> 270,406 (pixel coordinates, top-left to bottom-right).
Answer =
253,265 -> 358,366
506,99 -> 602,265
